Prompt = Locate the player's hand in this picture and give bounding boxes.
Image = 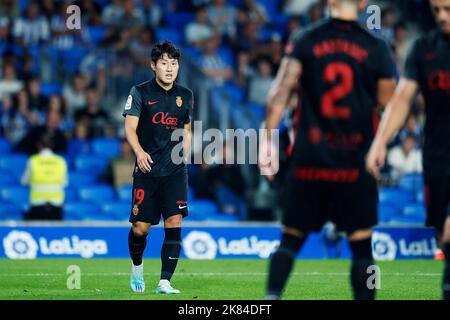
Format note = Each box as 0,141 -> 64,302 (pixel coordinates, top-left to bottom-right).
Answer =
366,141 -> 387,180
258,134 -> 279,181
136,150 -> 153,173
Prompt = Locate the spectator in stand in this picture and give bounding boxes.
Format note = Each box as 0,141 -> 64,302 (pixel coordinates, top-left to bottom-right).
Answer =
387,134 -> 422,179
393,22 -> 412,74
0,16 -> 11,53
262,33 -> 284,69
248,57 -> 274,106
12,1 -> 50,47
207,0 -> 237,42
185,6 -> 215,48
0,63 -> 23,99
74,87 -> 109,137
27,76 -> 48,116
398,113 -> 422,148
15,110 -> 67,155
50,2 -> 87,51
46,94 -> 73,136
63,73 -> 88,114
235,50 -> 255,88
67,120 -> 92,159
140,0 -> 163,29
242,0 -> 269,25
102,0 -> 123,28
0,0 -> 19,19
235,21 -> 263,61
199,35 -> 233,87
101,138 -> 136,188
1,93 -> 36,144
283,0 -> 317,18
379,6 -> 396,45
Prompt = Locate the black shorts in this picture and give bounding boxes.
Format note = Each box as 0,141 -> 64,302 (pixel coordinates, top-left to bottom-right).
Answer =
129,173 -> 188,225
424,173 -> 450,232
282,168 -> 378,234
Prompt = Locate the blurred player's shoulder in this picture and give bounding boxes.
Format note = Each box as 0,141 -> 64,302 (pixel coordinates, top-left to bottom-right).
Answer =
134,79 -> 153,90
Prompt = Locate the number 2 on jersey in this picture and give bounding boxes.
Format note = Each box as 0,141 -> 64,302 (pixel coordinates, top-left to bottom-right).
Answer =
321,62 -> 353,119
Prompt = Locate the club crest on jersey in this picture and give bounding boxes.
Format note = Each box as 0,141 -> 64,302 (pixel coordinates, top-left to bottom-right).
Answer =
132,205 -> 139,216
176,96 -> 183,107
125,95 -> 132,110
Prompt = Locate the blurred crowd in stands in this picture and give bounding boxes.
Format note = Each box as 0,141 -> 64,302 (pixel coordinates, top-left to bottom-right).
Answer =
0,0 -> 437,220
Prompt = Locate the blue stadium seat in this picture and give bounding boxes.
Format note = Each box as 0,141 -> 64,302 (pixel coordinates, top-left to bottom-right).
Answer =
78,185 -> 115,205
0,138 -> 11,153
101,202 -> 130,220
0,154 -> 28,180
223,82 -> 245,102
60,47 -> 89,74
217,47 -> 235,68
74,155 -> 108,174
0,202 -> 23,220
378,187 -> 416,211
416,189 -> 424,204
64,187 -> 78,202
64,202 -> 99,220
0,186 -> 29,207
188,199 -> 219,221
163,12 -> 195,30
378,204 -> 399,223
156,28 -> 182,46
399,173 -> 423,193
68,171 -> 97,187
0,172 -> 18,187
403,204 -> 426,219
40,83 -> 63,97
118,184 -> 132,201
205,213 -> 240,222
87,26 -> 107,45
91,138 -> 120,160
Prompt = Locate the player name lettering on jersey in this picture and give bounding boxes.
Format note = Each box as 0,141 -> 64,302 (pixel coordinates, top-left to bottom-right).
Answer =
313,39 -> 369,62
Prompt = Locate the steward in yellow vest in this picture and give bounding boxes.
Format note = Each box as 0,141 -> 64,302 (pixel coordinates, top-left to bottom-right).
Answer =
21,134 -> 68,220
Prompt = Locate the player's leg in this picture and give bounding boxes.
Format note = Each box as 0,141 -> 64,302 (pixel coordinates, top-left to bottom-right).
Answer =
442,214 -> 450,300
129,221 -> 151,292
266,178 -> 322,299
155,214 -> 183,294
266,226 -> 308,300
334,172 -> 378,300
348,228 -> 375,300
156,173 -> 188,294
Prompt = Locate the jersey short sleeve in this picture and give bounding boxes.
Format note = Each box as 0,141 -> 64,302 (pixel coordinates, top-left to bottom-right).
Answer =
375,39 -> 396,79
122,86 -> 143,117
184,90 -> 193,124
285,30 -> 308,63
403,39 -> 421,82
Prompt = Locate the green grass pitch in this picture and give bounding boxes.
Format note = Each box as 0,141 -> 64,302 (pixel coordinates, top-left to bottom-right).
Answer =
0,259 -> 443,300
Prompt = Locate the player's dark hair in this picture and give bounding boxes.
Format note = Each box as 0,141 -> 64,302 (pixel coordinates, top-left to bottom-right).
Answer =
151,40 -> 180,64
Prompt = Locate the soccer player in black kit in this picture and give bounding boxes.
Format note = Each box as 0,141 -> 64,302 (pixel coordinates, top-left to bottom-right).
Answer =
367,0 -> 450,300
123,41 -> 193,294
261,0 -> 396,299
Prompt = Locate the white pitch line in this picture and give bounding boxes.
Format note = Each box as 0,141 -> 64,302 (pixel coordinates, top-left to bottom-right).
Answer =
0,272 -> 442,277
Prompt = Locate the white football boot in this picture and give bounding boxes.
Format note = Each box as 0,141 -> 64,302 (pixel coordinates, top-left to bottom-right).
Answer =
130,262 -> 145,293
155,279 -> 180,294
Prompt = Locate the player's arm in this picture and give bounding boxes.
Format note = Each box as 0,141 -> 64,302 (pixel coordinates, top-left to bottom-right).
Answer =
366,78 -> 419,178
124,115 -> 153,173
376,78 -> 397,109
265,57 -> 302,135
183,122 -> 192,163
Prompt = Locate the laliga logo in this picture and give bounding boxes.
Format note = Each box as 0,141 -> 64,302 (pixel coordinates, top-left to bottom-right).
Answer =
372,232 -> 397,261
3,231 -> 38,259
183,231 -> 217,259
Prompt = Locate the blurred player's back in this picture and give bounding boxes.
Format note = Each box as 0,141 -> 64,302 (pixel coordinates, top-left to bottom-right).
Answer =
286,17 -> 394,170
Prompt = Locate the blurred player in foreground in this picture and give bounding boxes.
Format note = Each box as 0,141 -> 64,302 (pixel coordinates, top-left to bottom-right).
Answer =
123,41 -> 193,294
366,0 -> 450,300
261,0 -> 396,299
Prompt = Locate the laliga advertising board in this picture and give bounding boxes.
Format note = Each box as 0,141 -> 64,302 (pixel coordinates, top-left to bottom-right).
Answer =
0,226 -> 437,260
